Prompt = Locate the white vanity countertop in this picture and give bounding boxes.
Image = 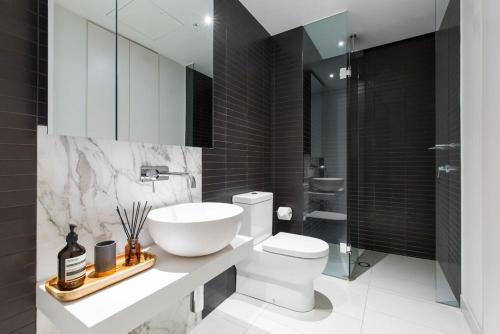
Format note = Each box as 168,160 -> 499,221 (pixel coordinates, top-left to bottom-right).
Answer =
36,235 -> 253,334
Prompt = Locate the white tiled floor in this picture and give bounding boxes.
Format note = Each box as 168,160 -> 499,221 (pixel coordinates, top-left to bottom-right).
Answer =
190,254 -> 472,334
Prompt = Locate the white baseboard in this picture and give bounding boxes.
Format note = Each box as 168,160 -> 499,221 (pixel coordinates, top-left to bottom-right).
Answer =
461,295 -> 482,334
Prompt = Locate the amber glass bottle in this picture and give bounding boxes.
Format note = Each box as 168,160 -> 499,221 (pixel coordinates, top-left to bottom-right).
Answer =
57,224 -> 86,290
125,238 -> 141,266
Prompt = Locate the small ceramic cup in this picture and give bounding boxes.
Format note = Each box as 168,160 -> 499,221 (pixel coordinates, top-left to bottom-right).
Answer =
94,240 -> 116,276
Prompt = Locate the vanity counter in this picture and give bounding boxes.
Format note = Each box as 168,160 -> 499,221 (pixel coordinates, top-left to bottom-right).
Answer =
36,235 -> 253,334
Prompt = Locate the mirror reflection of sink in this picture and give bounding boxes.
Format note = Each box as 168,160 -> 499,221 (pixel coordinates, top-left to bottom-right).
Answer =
311,178 -> 344,193
147,203 -> 243,257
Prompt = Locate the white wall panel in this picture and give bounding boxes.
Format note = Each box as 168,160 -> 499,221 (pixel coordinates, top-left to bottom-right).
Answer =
129,42 -> 160,143
117,36 -> 130,141
159,55 -> 186,146
53,5 -> 87,136
87,22 -> 116,139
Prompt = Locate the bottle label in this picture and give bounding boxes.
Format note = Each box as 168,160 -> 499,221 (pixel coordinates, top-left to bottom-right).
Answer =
65,253 -> 86,282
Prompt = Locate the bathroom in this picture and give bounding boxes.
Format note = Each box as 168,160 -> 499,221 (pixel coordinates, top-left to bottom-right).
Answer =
0,0 -> 499,333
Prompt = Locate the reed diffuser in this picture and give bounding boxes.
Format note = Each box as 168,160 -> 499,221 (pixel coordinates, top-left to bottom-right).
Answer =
116,201 -> 152,266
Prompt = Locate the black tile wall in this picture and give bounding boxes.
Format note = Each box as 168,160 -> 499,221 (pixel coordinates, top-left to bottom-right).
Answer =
202,265 -> 236,318
348,34 -> 437,259
185,67 -> 213,148
0,0 -> 45,332
301,30 -> 322,158
435,0 -> 461,302
303,71 -> 311,156
202,0 -> 272,317
271,28 -> 304,235
37,0 -> 48,126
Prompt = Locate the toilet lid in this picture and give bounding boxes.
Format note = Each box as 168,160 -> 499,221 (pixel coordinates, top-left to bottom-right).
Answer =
262,232 -> 329,259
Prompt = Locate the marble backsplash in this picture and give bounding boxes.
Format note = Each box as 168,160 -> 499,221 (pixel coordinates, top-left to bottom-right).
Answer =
37,129 -> 201,333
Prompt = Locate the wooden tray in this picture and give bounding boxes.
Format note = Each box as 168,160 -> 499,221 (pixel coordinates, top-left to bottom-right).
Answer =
45,252 -> 156,302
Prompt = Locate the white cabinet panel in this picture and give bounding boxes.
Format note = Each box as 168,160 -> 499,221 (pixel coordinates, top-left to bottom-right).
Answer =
159,55 -> 186,146
53,5 -> 87,137
87,22 -> 116,139
117,37 -> 130,141
129,42 -> 160,143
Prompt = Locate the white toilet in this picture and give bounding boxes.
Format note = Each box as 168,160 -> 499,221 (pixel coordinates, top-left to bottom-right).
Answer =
233,191 -> 329,312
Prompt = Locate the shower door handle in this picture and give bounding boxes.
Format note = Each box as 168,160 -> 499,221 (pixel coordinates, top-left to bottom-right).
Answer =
437,165 -> 458,178
428,143 -> 460,150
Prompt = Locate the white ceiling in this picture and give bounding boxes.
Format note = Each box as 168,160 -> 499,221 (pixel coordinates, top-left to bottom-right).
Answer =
54,0 -> 440,76
56,0 -> 213,77
239,0 -> 437,51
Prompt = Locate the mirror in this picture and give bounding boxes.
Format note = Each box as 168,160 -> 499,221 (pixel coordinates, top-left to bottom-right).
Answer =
49,0 -> 213,148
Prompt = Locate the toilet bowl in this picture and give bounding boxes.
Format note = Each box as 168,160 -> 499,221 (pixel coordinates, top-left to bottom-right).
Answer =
233,192 -> 329,312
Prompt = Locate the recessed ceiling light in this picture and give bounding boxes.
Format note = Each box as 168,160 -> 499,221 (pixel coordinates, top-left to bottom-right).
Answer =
204,15 -> 213,25
329,73 -> 334,78
338,40 -> 345,48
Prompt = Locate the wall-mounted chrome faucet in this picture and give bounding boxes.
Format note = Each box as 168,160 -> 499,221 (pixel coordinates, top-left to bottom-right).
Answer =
140,166 -> 196,192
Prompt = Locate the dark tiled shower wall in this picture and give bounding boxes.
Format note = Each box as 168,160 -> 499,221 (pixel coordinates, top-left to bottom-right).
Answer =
303,71 -> 311,156
435,0 -> 461,302
271,28 -> 304,235
202,0 -> 273,317
185,67 -> 213,148
348,34 -> 437,259
0,0 -> 47,332
302,29 -> 322,159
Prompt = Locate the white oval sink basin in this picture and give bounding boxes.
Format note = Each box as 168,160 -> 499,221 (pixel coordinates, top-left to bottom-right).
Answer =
147,202 -> 243,257
311,177 -> 344,193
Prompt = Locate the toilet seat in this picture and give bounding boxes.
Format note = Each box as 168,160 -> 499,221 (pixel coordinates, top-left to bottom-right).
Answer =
262,232 -> 329,259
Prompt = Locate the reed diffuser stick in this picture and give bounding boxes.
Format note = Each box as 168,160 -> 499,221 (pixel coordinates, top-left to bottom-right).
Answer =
131,203 -> 136,238
136,206 -> 152,238
123,209 -> 132,237
116,207 -> 130,240
137,201 -> 148,233
134,202 -> 141,237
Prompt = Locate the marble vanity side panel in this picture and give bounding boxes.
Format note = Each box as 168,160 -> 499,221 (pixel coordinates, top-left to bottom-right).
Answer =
36,131 -> 201,333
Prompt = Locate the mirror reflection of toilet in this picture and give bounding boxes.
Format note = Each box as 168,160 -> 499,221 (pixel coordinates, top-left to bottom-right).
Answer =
233,192 -> 329,312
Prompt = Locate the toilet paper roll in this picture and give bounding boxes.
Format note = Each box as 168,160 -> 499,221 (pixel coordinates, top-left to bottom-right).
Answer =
277,207 -> 293,221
